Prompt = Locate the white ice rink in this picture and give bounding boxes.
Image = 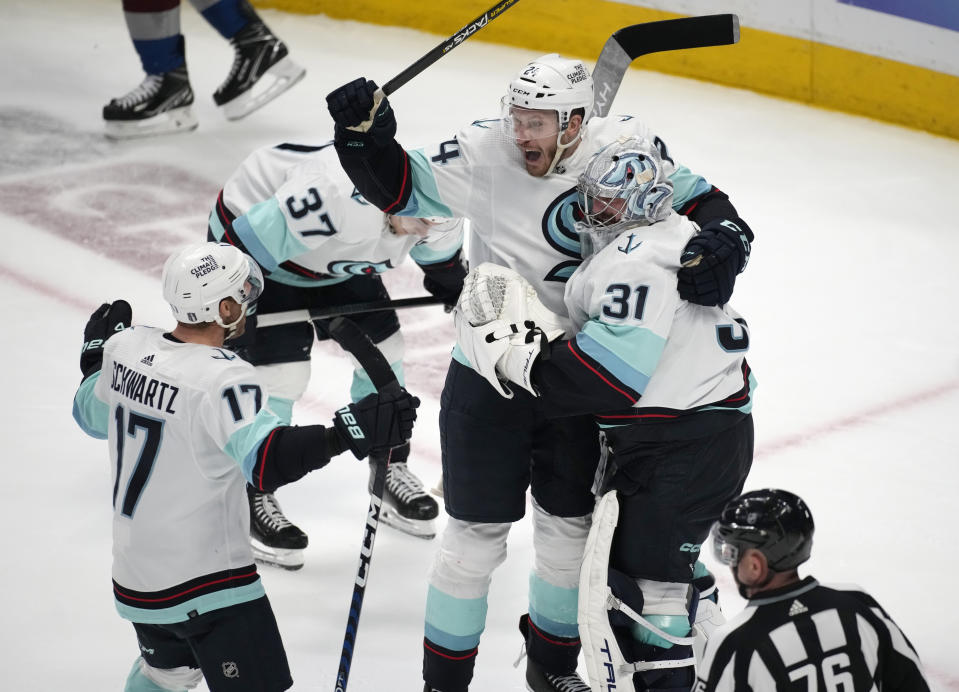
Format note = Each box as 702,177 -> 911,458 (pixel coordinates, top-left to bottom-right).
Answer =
2,0 -> 958,689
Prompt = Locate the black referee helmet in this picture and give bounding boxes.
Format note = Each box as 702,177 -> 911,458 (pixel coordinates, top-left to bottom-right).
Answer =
712,489 -> 815,571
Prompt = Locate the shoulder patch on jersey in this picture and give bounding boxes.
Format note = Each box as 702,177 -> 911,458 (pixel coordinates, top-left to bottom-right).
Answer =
471,119 -> 501,129
211,348 -> 236,361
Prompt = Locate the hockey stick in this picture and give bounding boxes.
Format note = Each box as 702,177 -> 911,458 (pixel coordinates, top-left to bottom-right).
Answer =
592,14 -> 740,118
380,0 -> 522,96
328,317 -> 402,692
254,295 -> 445,329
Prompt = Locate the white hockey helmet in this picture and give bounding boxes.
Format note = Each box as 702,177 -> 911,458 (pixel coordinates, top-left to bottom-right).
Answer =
505,53 -> 594,131
576,136 -> 674,256
161,242 -> 263,330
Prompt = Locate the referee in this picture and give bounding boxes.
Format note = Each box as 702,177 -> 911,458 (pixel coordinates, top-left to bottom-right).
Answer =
695,489 -> 930,691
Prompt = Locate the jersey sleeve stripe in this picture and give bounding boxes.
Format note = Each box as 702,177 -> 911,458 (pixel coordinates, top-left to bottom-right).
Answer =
565,339 -> 639,404
382,148 -> 411,213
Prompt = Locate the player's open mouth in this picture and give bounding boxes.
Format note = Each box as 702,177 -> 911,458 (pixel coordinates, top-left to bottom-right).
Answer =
524,150 -> 541,162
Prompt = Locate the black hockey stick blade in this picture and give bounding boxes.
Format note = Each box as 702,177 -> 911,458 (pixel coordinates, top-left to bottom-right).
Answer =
592,14 -> 740,118
381,0 -> 522,96
254,295 -> 446,329
327,316 -> 400,394
327,317 -> 399,692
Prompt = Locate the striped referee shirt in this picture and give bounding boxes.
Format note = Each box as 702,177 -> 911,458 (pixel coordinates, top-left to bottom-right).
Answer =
695,576 -> 929,691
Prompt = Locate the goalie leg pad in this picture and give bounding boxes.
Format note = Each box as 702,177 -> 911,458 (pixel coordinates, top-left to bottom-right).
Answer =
579,491 -> 698,692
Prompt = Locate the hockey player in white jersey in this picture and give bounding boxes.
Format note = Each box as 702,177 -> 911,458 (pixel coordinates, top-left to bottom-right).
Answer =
327,55 -> 754,692
72,242 -> 419,692
208,142 -> 465,563
456,136 -> 755,691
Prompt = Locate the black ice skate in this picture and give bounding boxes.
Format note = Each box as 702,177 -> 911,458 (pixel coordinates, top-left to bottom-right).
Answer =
102,66 -> 198,140
525,658 -> 591,692
214,20 -> 305,120
248,486 -> 308,570
369,446 -> 439,540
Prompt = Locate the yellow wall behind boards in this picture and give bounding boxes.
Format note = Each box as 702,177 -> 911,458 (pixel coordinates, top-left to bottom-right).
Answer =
255,0 -> 959,140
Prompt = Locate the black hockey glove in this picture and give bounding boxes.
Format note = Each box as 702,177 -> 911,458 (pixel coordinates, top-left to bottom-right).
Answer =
421,251 -> 468,313
332,388 -> 420,460
326,78 -> 397,157
677,218 -> 752,306
80,300 -> 132,378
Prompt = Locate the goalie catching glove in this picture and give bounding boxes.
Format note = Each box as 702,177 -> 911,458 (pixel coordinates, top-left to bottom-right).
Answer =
332,388 -> 420,459
454,263 -> 566,398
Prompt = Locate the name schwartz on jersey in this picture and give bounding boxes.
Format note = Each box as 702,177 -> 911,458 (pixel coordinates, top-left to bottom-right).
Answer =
109,360 -> 179,414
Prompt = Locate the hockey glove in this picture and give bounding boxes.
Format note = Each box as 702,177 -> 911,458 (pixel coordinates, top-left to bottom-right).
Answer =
495,325 -> 551,397
326,78 -> 397,156
421,251 -> 468,313
80,300 -> 132,378
332,388 -> 420,460
677,218 -> 752,307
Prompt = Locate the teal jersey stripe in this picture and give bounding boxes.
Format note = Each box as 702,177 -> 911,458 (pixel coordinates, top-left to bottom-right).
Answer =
208,209 -> 226,239
669,165 -> 713,209
73,372 -> 109,439
424,584 -> 487,651
411,243 -> 459,265
577,321 -> 666,395
403,150 -> 455,218
702,369 -> 757,415
114,579 -> 265,624
224,408 -> 285,484
528,572 -> 579,638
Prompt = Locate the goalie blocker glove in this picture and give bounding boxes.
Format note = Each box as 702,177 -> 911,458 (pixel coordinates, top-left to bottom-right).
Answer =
677,217 -> 752,307
80,300 -> 132,378
326,78 -> 397,157
332,388 -> 420,459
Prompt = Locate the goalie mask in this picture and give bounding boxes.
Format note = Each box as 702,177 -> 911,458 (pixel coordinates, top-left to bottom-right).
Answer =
162,242 -> 263,336
576,137 -> 674,257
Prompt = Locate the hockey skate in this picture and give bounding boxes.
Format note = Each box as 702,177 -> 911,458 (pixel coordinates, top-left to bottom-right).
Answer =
214,20 -> 305,120
247,486 -> 308,570
370,445 -> 439,540
519,615 -> 591,692
525,659 -> 591,692
102,66 -> 198,140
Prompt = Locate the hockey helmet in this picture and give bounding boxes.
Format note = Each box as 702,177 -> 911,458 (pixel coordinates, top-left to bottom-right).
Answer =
162,242 -> 263,328
505,53 -> 593,132
711,489 -> 815,572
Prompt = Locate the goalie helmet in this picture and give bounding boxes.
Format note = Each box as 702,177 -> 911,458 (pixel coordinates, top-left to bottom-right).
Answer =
161,242 -> 263,328
711,489 -> 815,572
505,53 -> 593,131
576,136 -> 674,256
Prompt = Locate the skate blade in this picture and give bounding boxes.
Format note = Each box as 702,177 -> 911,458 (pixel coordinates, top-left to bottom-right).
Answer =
220,58 -> 306,121
250,537 -> 305,570
379,506 -> 436,540
104,106 -> 198,140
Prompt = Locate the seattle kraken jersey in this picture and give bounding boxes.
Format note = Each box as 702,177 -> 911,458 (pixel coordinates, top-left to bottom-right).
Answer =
209,142 -> 463,287
695,577 -> 930,691
535,213 -> 753,420
395,115 -> 714,321
72,326 -> 285,623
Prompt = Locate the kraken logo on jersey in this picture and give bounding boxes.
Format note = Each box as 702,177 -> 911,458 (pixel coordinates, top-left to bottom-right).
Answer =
542,186 -> 585,282
328,259 -> 395,276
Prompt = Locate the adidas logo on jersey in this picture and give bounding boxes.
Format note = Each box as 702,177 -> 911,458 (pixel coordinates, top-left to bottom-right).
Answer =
788,599 -> 808,616
140,354 -> 155,366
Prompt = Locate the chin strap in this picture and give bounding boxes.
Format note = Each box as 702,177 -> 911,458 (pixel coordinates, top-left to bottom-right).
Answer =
215,304 -> 247,341
545,126 -> 585,176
